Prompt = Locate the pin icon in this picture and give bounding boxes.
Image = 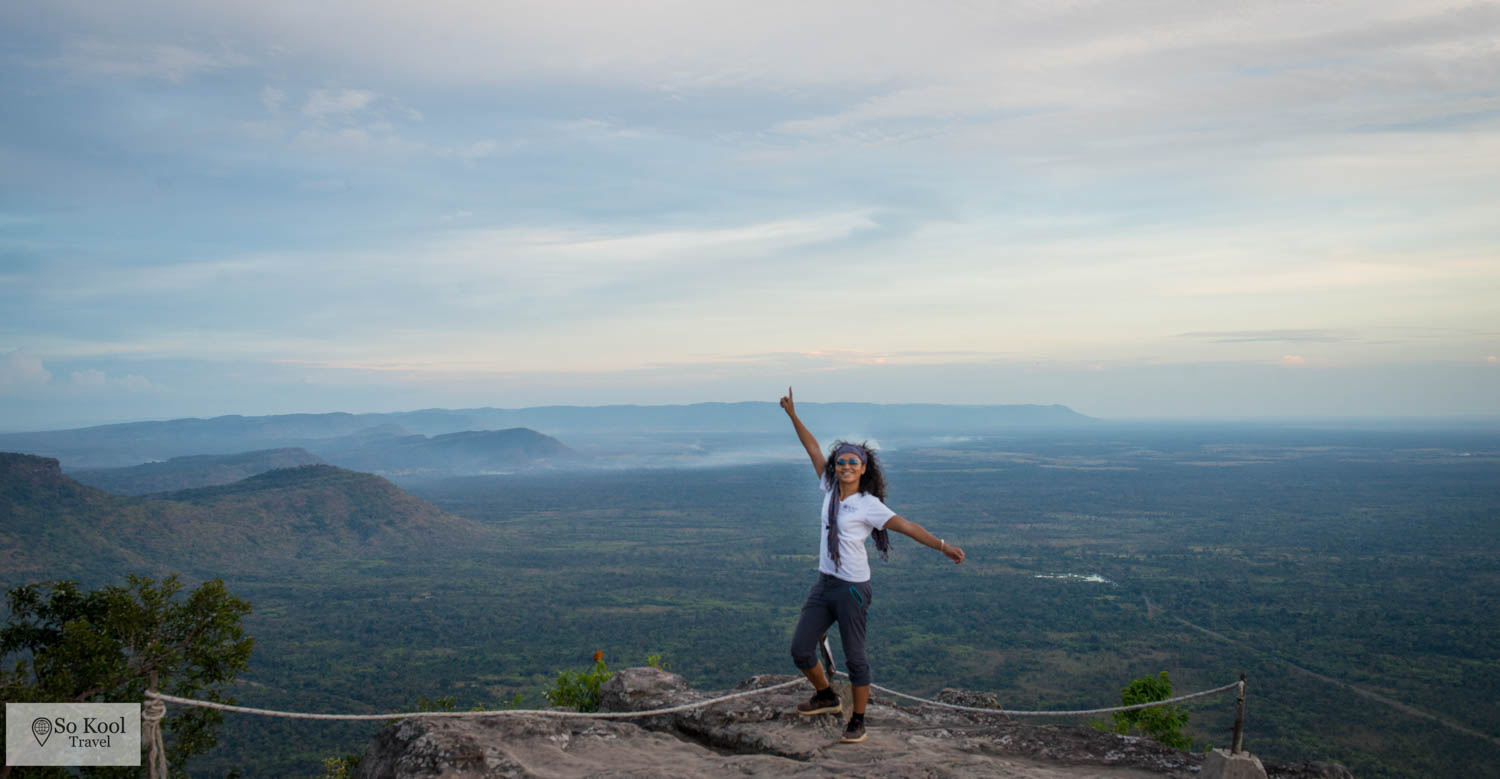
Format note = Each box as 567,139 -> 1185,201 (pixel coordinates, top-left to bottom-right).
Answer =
31,717 -> 52,747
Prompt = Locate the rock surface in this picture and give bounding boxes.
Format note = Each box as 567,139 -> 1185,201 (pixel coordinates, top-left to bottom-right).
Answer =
355,668 -> 1354,779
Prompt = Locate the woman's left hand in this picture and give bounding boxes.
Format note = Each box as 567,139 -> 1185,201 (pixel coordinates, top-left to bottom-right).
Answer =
942,543 -> 965,564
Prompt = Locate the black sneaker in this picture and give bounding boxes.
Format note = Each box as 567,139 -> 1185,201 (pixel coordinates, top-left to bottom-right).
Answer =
796,688 -> 841,716
840,715 -> 867,743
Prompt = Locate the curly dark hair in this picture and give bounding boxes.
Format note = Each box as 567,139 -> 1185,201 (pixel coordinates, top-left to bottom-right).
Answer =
821,440 -> 887,500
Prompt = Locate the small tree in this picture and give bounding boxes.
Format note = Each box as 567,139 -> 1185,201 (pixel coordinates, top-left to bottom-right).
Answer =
1108,671 -> 1191,750
0,574 -> 254,777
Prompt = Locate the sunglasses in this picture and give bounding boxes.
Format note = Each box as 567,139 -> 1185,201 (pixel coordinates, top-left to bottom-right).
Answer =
835,458 -> 863,467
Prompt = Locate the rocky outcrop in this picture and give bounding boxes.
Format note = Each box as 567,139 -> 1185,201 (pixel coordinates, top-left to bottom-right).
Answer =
355,668 -> 1354,778
0,452 -> 69,487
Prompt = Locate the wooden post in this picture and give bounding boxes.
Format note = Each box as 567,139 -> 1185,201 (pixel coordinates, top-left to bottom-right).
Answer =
1231,672 -> 1247,754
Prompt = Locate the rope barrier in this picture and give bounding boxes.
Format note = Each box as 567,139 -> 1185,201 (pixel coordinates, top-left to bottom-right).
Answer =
841,673 -> 1243,716
142,655 -> 1246,779
142,675 -> 1239,724
144,677 -> 806,722
141,674 -> 1244,778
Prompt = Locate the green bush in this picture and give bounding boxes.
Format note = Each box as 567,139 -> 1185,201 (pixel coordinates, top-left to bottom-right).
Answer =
545,651 -> 613,712
320,754 -> 358,779
1104,671 -> 1191,750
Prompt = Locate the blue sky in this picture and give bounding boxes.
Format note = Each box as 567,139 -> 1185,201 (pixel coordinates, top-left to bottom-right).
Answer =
2,1 -> 1498,429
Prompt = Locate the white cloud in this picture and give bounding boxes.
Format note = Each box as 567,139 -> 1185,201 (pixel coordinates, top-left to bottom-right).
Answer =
557,119 -> 656,141
70,368 -> 153,391
0,349 -> 52,389
303,88 -> 379,119
33,1 -> 1489,93
771,85 -> 1020,138
1162,258 -> 1500,298
1179,330 -> 1351,344
278,86 -> 504,159
44,39 -> 250,83
428,211 -> 877,283
70,368 -> 107,387
431,139 -> 501,161
1246,131 -> 1500,199
287,125 -> 503,161
35,256 -> 284,301
27,2 -> 1500,182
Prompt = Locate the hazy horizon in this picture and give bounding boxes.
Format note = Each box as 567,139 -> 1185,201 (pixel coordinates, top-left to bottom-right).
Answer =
5,399 -> 1500,437
3,1 -> 1497,429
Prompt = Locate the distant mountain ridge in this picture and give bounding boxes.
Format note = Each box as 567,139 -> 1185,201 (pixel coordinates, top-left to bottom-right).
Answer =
0,452 -> 487,584
357,401 -> 1093,435
0,403 -> 1091,469
71,447 -> 325,495
324,427 -> 576,477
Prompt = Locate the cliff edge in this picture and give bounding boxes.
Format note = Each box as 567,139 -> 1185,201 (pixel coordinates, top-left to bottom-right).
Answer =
356,668 -> 1353,778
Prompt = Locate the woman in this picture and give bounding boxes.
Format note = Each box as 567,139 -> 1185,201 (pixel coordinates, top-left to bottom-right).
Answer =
781,387 -> 965,744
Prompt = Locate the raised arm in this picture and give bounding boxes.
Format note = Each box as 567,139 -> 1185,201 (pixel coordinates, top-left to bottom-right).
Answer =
780,386 -> 826,478
884,515 -> 965,564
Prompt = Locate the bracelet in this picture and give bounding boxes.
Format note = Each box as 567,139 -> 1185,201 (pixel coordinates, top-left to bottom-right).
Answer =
940,539 -> 946,552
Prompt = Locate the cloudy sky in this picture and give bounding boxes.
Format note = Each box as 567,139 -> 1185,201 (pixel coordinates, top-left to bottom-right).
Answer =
2,0 -> 1497,429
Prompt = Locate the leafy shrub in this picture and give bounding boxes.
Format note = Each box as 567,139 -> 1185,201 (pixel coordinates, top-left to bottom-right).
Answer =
545,650 -> 613,712
1104,671 -> 1191,750
320,754 -> 359,779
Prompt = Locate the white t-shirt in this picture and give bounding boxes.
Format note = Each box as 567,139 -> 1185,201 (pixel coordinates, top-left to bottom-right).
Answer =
818,475 -> 896,583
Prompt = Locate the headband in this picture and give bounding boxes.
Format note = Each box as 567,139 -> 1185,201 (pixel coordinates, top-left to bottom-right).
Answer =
833,443 -> 868,460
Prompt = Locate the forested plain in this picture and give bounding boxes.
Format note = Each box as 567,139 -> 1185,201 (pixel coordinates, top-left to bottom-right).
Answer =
18,426 -> 1497,777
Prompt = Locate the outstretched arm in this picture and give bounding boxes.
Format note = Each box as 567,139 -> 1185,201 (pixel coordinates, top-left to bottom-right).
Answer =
780,387 -> 826,478
884,516 -> 965,564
